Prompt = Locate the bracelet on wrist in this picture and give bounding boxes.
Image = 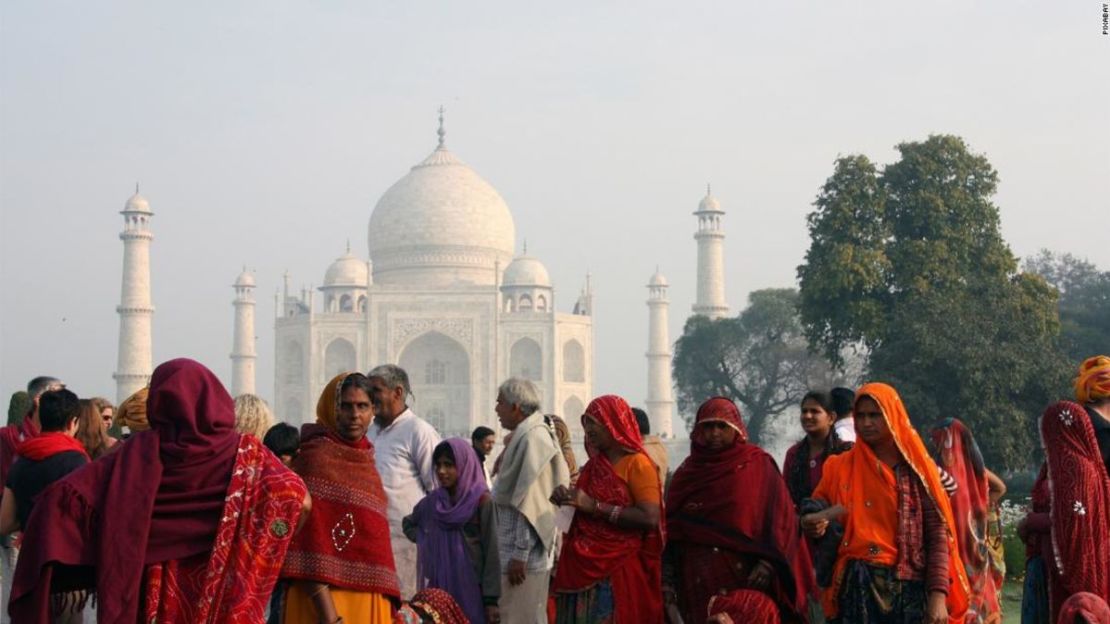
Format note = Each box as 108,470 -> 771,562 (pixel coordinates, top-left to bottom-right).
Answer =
608,504 -> 622,524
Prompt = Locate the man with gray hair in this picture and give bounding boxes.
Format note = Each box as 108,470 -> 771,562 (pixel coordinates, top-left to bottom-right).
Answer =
0,375 -> 63,624
366,364 -> 440,600
491,377 -> 569,623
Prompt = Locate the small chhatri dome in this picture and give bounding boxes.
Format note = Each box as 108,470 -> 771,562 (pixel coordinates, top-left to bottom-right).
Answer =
648,268 -> 668,287
323,250 -> 369,287
234,267 -> 256,288
367,110 -> 515,287
124,183 -> 152,214
503,254 -> 551,288
697,183 -> 721,212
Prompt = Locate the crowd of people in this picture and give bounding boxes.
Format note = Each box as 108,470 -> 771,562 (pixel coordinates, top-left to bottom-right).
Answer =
0,354 -> 1108,623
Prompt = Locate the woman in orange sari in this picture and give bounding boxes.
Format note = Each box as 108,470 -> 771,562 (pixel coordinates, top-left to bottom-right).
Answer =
800,382 -> 968,624
550,395 -> 664,623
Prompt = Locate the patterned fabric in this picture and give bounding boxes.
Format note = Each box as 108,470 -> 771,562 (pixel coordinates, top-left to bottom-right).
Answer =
281,373 -> 400,599
810,382 -> 968,622
1040,400 -> 1110,620
667,397 -> 817,623
393,588 -> 470,624
553,395 -> 664,624
832,562 -> 926,624
1075,355 -> 1110,404
708,589 -> 781,624
141,435 -> 306,622
496,504 -> 548,571
930,418 -> 1001,624
553,578 -> 615,624
1058,592 -> 1110,624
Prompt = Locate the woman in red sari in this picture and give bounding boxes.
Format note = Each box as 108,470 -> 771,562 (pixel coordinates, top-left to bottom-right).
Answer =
9,358 -> 310,623
550,394 -> 664,623
280,372 -> 401,623
1040,358 -> 1110,620
929,418 -> 1002,623
664,397 -> 818,624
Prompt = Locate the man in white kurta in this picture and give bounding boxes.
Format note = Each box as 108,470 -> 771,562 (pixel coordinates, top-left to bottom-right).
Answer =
367,365 -> 440,600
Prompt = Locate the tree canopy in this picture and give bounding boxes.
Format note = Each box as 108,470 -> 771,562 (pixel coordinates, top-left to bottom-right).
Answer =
1024,250 -> 1110,362
672,288 -> 841,444
797,135 -> 1069,471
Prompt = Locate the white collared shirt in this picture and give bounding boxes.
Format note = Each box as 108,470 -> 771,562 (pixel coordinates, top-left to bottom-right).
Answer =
368,408 -> 441,531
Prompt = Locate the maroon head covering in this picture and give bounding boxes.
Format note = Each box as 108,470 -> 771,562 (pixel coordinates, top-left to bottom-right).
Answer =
1059,592 -> 1110,624
666,397 -> 817,621
10,358 -> 242,623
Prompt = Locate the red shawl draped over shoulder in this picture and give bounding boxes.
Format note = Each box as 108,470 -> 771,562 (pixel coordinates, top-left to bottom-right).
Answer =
929,417 -> 1000,623
666,397 -> 817,622
280,372 -> 400,600
0,417 -> 39,486
10,358 -> 307,623
553,394 -> 664,623
1040,400 -> 1110,619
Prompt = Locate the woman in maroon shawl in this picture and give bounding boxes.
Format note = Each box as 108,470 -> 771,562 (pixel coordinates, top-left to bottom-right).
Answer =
664,397 -> 818,624
551,394 -> 664,623
9,358 -> 310,623
1040,399 -> 1110,620
280,372 -> 400,623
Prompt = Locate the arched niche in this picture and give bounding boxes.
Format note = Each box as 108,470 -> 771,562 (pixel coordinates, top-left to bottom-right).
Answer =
398,331 -> 471,437
324,338 -> 357,378
510,337 -> 542,382
283,341 -> 304,383
562,339 -> 585,383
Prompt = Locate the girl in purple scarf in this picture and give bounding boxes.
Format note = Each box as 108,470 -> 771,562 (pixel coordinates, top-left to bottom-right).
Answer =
404,437 -> 502,623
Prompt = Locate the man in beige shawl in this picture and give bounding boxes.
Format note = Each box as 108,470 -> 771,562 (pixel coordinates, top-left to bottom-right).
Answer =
491,378 -> 569,623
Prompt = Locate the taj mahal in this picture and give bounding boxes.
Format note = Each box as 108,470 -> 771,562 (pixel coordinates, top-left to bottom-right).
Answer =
111,111 -> 731,441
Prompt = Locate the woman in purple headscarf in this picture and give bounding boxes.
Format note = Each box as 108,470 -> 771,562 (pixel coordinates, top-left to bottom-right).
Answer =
403,437 -> 502,623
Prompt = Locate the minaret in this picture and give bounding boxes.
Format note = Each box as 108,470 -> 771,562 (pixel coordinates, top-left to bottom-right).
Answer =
645,268 -> 675,437
692,184 -> 729,319
230,267 -> 257,396
114,185 -> 155,403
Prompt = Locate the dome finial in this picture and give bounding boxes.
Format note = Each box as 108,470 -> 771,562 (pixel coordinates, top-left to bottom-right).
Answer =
437,105 -> 446,149
706,182 -> 712,196
523,238 -> 528,255
135,181 -> 140,194
346,238 -> 351,254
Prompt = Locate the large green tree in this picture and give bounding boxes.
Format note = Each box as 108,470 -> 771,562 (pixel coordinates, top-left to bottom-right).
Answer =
672,288 -> 839,443
797,135 -> 1069,470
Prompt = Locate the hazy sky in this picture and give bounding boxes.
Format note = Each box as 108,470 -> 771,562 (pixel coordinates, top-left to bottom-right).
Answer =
2,1 -> 1107,417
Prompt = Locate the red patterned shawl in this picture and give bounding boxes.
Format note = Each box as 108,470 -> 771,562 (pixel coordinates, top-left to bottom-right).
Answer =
708,590 -> 782,624
142,435 -> 307,622
930,417 -> 1000,623
553,395 -> 664,623
666,397 -> 816,622
1041,401 -> 1110,620
281,423 -> 400,598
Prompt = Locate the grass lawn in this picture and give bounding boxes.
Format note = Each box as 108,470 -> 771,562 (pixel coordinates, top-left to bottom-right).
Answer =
1001,584 -> 1023,624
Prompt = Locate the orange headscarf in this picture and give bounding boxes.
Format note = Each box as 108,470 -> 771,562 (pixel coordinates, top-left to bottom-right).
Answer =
1076,355 -> 1110,404
811,382 -> 968,621
315,373 -> 351,432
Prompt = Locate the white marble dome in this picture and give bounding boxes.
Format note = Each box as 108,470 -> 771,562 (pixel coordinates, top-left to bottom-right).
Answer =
503,255 -> 551,287
368,143 -> 515,287
323,252 -> 368,287
124,189 -> 151,213
697,186 -> 721,213
648,270 -> 668,287
234,269 -> 256,288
